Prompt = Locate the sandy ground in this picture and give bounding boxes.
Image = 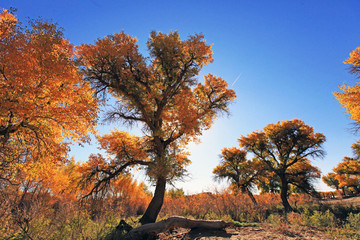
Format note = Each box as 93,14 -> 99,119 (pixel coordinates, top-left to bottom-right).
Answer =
157,224 -> 329,240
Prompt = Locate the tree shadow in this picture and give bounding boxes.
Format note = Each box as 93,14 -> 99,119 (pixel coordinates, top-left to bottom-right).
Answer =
184,228 -> 233,239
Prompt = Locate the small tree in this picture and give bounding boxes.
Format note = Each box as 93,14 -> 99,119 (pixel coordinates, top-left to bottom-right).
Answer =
322,172 -> 340,191
79,31 -> 236,224
213,147 -> 264,205
322,172 -> 341,198
239,119 -> 325,212
330,158 -> 360,194
324,141 -> 360,195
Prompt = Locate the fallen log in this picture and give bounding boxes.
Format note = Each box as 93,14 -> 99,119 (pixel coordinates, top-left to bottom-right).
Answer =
123,216 -> 230,239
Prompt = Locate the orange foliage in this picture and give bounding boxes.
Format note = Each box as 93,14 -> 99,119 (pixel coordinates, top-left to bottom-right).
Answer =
78,30 -> 235,182
238,119 -> 325,176
344,47 -> 360,66
161,191 -> 315,222
213,147 -> 265,205
78,30 -> 235,223
110,175 -> 151,217
0,10 -> 100,236
335,45 -> 360,123
79,31 -> 235,146
239,119 -> 325,211
0,9 -> 98,182
323,140 -> 360,193
1,156 -> 151,238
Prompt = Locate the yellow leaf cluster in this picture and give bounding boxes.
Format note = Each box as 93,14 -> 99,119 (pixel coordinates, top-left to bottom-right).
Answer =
97,130 -> 149,162
0,9 -> 98,181
323,141 -> 360,191
335,45 -> 360,123
344,47 -> 360,66
335,85 -> 360,122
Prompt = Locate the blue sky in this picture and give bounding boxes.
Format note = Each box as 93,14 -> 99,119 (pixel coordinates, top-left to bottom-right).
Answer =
4,0 -> 360,193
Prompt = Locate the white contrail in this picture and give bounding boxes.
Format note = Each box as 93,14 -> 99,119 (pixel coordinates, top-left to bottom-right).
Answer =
231,73 -> 242,87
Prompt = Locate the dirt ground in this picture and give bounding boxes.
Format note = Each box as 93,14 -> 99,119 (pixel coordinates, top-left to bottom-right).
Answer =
157,224 -> 329,240
320,195 -> 360,205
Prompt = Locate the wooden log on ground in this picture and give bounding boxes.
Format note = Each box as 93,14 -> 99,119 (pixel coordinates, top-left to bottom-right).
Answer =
123,216 -> 230,239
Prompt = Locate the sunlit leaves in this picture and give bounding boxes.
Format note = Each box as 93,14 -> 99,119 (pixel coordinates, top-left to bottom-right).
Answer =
335,46 -> 360,127
148,31 -> 213,80
79,131 -> 151,196
213,147 -> 265,204
213,147 -> 261,190
79,30 -> 235,185
98,130 -> 149,162
0,8 -> 17,37
239,119 -> 325,171
344,46 -> 360,77
79,30 -> 235,223
239,119 -> 325,211
335,85 -> 360,124
79,31 -> 235,144
0,9 -> 98,182
322,172 -> 340,190
324,142 -> 360,192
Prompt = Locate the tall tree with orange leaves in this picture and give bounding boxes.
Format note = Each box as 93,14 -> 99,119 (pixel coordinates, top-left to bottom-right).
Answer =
239,119 -> 325,212
0,9 -> 98,183
79,31 -> 236,224
330,43 -> 360,195
335,46 -> 360,130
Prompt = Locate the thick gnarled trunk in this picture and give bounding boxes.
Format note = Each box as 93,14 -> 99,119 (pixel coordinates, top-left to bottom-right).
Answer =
280,177 -> 292,212
139,176 -> 167,225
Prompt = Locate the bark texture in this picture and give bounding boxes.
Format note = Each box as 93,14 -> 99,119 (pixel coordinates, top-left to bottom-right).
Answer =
246,188 -> 257,206
139,176 -> 167,225
124,216 -> 230,239
280,177 -> 292,212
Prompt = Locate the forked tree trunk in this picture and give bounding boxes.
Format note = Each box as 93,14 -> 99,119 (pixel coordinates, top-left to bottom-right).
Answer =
280,177 -> 292,212
139,176 -> 167,225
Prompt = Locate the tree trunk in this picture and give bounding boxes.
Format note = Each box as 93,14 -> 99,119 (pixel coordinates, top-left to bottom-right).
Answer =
140,176 -> 167,225
246,187 -> 257,206
280,177 -> 292,212
125,216 -> 230,239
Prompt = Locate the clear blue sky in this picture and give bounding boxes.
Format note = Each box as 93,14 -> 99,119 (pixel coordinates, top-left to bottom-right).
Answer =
4,0 -> 360,193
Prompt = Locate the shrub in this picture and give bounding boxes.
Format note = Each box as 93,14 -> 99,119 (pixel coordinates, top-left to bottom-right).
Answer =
266,213 -> 283,226
346,212 -> 360,231
309,210 -> 337,228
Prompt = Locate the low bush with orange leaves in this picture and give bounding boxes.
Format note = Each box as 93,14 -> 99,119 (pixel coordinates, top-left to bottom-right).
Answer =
161,190 -> 287,222
0,173 -> 151,239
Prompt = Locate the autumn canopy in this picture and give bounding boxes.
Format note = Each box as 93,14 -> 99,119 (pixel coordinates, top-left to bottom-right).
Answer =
3,6 -> 360,239
0,9 -> 98,186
